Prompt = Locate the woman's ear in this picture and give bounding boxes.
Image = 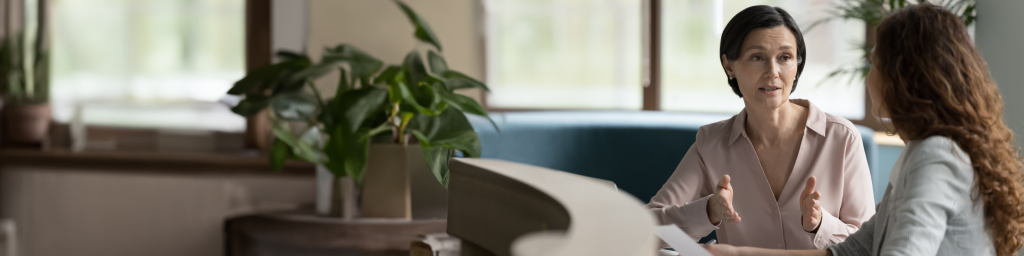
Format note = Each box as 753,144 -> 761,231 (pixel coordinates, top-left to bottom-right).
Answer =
721,54 -> 734,79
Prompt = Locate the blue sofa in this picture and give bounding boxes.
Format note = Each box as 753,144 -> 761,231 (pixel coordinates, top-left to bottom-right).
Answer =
468,111 -> 879,203
467,111 -> 879,243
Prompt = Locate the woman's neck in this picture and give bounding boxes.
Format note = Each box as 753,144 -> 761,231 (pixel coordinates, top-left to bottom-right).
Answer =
744,101 -> 808,145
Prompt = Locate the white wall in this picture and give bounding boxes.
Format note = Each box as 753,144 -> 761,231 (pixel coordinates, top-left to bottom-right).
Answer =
306,0 -> 485,102
0,167 -> 313,256
272,0 -> 309,60
976,0 -> 1024,147
977,4 -> 1024,255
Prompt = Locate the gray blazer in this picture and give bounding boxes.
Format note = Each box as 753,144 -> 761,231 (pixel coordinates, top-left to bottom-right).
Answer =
829,136 -> 994,256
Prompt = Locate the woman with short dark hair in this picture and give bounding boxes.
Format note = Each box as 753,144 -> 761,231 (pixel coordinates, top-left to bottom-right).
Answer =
647,5 -> 874,249
706,3 -> 1024,256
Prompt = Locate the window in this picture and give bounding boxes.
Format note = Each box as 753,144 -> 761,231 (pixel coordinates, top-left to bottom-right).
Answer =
485,0 -> 866,119
660,0 -> 864,118
51,0 -> 246,131
484,0 -> 643,110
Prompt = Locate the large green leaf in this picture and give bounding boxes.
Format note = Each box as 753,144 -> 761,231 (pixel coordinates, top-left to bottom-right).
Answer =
271,122 -> 328,164
228,59 -> 310,95
270,91 -> 319,121
394,0 -> 442,51
435,84 -> 497,130
270,139 -> 292,171
373,65 -> 402,86
393,78 -> 444,116
427,50 -> 448,75
325,44 -> 384,86
403,50 -> 429,89
441,70 -> 490,92
290,59 -> 343,84
408,108 -> 481,157
414,81 -> 444,110
418,146 -> 453,188
318,85 -> 389,180
322,125 -> 371,182
408,108 -> 482,187
290,45 -> 383,87
336,86 -> 390,132
276,50 -> 310,62
231,95 -> 270,116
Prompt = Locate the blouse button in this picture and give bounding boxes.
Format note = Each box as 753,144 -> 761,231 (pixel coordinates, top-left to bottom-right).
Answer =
777,242 -> 783,248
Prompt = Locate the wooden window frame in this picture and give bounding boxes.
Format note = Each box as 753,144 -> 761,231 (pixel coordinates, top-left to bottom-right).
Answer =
244,0 -> 272,151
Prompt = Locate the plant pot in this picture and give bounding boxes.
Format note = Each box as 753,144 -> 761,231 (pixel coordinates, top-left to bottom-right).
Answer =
315,165 -> 359,219
2,103 -> 51,147
361,144 -> 449,220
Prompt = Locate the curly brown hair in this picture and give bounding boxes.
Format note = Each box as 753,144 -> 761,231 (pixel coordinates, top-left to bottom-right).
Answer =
874,3 -> 1024,255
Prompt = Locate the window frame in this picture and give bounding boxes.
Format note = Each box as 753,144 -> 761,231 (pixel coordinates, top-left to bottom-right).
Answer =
478,0 -> 882,131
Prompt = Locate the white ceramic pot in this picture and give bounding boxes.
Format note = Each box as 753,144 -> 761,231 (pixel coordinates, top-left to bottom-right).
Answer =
315,165 -> 358,219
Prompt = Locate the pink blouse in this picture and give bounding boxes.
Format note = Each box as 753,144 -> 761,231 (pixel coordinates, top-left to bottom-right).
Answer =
647,99 -> 875,249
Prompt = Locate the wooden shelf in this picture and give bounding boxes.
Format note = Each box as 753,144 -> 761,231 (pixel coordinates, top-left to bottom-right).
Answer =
0,149 -> 315,175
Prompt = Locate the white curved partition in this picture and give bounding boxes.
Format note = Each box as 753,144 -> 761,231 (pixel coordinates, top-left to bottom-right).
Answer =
448,158 -> 657,256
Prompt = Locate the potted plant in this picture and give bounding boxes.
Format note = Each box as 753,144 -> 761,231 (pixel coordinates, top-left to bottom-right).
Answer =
808,0 -> 976,83
0,28 -> 51,147
227,0 -> 493,219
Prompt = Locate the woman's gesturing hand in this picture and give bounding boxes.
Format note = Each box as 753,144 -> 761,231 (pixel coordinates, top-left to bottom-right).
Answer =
707,174 -> 741,225
800,176 -> 823,232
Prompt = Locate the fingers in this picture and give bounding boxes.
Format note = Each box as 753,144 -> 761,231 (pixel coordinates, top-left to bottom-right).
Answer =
801,176 -> 816,200
716,174 -> 741,223
802,190 -> 822,212
718,174 -> 732,190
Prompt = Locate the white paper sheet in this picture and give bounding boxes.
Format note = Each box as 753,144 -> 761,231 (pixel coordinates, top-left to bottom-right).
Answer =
655,225 -> 713,256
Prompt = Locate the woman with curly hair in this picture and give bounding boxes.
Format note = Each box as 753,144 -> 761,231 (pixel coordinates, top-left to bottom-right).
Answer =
706,3 -> 1024,256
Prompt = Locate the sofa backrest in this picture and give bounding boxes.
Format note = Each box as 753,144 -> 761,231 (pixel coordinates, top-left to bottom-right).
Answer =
468,111 -> 878,203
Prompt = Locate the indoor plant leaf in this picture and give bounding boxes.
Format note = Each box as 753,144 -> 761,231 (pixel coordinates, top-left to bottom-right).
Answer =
336,85 -> 390,132
407,108 -> 481,157
373,65 -> 402,86
403,50 -> 429,89
288,44 -> 382,86
435,84 -> 498,130
271,121 -> 328,164
441,70 -> 491,91
276,50 -> 310,62
408,108 -> 482,187
394,0 -> 443,51
427,50 -> 448,75
231,95 -> 271,116
397,82 -> 444,116
390,72 -> 443,116
325,44 -> 385,86
270,91 -> 319,121
321,85 -> 390,179
418,146 -> 453,188
229,59 -> 310,95
322,126 -> 371,183
269,139 -> 292,171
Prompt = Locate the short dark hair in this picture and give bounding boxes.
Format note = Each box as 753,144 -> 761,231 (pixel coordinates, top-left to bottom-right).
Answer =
719,5 -> 806,98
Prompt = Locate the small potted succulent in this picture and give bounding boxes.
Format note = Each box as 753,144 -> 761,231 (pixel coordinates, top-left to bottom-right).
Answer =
1,29 -> 51,148
227,0 -> 493,219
